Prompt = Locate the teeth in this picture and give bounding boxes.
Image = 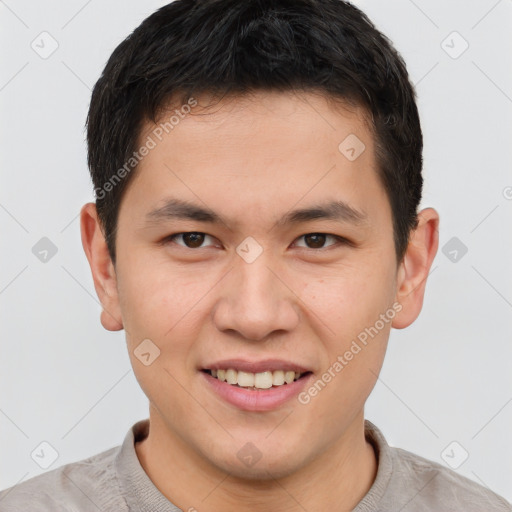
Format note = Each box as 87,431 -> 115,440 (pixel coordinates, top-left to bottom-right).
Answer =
273,370 -> 285,386
209,368 -> 304,389
285,371 -> 295,384
237,371 -> 255,387
254,371 -> 273,389
226,368 -> 237,385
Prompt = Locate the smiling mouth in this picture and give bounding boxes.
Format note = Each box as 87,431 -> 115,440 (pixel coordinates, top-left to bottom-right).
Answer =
202,368 -> 312,390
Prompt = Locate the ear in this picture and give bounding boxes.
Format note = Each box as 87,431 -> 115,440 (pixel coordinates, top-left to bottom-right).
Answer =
392,207 -> 439,329
80,202 -> 123,331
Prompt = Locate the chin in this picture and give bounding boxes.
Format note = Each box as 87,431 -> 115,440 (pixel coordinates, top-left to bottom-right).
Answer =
203,439 -> 311,482
220,458 -> 299,482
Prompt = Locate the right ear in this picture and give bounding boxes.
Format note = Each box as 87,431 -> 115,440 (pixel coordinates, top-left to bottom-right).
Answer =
80,202 -> 123,331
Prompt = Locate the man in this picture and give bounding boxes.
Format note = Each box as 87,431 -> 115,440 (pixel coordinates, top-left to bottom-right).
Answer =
1,0 -> 510,510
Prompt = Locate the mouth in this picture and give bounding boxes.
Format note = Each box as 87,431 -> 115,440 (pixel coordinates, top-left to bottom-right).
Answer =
200,361 -> 314,411
201,368 -> 313,391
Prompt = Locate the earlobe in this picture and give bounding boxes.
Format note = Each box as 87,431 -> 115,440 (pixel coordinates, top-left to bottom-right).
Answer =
100,307 -> 123,331
392,207 -> 439,329
80,202 -> 124,331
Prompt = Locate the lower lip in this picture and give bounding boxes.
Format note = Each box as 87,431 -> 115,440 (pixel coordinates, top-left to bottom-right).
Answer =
201,371 -> 313,412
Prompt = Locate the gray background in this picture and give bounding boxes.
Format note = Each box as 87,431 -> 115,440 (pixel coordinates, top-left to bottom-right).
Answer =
1,0 -> 511,502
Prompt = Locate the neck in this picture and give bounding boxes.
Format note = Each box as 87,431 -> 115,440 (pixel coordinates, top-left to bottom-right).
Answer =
135,408 -> 377,512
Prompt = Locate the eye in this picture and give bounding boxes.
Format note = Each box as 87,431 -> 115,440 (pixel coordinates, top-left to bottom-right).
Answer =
161,231 -> 351,251
293,233 -> 347,250
163,232 -> 217,249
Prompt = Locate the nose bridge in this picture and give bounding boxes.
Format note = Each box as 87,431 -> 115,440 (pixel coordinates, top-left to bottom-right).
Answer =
236,251 -> 278,306
212,246 -> 300,341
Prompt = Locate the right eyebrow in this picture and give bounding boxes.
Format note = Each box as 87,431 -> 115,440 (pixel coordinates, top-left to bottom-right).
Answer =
145,199 -> 222,225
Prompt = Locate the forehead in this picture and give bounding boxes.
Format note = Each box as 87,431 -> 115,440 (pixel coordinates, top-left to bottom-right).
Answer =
120,90 -> 389,230
150,89 -> 373,141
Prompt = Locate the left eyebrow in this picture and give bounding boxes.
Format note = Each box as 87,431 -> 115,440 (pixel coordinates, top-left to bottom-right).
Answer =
144,198 -> 368,229
275,199 -> 368,228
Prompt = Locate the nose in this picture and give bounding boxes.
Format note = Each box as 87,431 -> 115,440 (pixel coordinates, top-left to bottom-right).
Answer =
212,252 -> 300,342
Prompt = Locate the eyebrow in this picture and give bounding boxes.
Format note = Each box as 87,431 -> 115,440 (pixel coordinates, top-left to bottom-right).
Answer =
144,198 -> 368,229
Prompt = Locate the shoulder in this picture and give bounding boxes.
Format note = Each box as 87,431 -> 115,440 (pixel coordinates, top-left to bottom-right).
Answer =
388,445 -> 512,511
362,420 -> 511,511
0,445 -> 128,511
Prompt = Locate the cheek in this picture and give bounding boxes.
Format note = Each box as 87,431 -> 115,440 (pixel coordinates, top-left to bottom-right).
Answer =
302,260 -> 396,336
118,263 -> 209,410
299,259 -> 396,403
117,255 -> 210,348
301,273 -> 393,426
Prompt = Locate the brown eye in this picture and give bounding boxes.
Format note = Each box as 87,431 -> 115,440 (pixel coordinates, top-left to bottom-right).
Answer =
180,232 -> 206,248
163,232 -> 214,249
293,233 -> 351,251
296,233 -> 338,249
304,233 -> 327,248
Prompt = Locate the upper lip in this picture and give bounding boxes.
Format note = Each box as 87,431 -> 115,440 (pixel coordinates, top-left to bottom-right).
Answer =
202,359 -> 312,374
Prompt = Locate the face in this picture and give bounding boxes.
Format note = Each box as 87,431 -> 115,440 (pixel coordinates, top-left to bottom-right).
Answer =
83,90 -> 436,480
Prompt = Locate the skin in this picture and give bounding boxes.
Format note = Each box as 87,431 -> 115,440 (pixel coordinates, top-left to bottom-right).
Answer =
81,90 -> 439,511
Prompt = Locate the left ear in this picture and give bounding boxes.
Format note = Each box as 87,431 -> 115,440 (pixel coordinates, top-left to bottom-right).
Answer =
392,207 -> 439,329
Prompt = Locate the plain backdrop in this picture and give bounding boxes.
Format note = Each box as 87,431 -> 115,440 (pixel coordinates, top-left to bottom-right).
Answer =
1,0 -> 511,502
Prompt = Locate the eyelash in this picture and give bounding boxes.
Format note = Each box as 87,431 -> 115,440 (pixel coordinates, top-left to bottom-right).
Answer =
160,232 -> 352,251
